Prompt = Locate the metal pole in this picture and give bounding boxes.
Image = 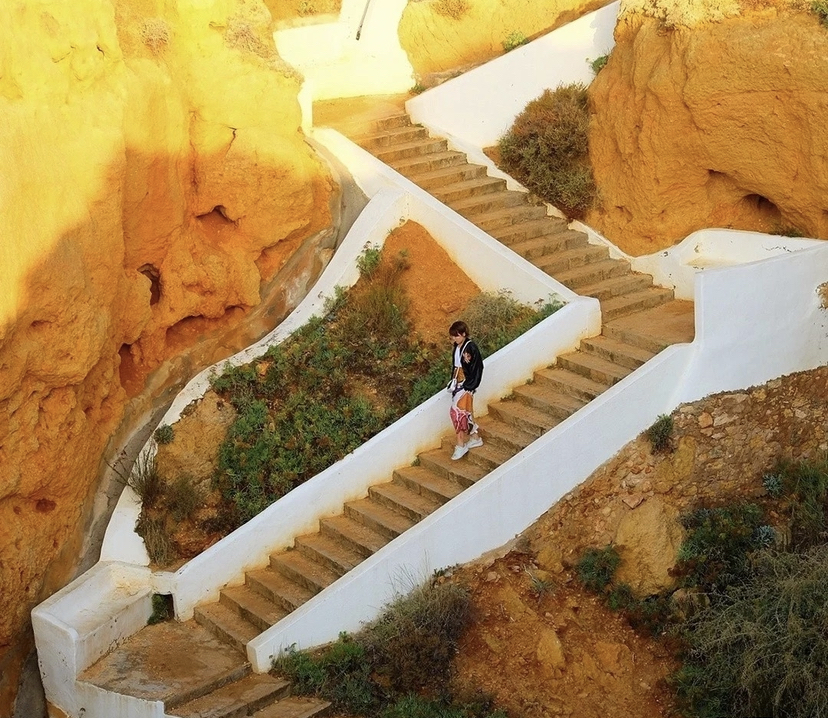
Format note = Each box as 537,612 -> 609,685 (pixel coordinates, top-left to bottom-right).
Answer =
355,0 -> 371,40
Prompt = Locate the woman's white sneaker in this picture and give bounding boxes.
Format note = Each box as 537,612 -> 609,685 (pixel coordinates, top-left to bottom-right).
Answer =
451,444 -> 469,460
466,435 -> 483,450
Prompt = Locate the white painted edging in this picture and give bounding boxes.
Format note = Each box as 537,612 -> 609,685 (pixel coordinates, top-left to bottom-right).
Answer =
406,2 -> 619,151
573,221 -> 824,301
31,562 -> 158,718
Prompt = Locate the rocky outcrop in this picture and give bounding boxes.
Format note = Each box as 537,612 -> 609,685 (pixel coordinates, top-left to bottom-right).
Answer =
0,0 -> 335,712
587,7 -> 828,255
399,0 -> 609,82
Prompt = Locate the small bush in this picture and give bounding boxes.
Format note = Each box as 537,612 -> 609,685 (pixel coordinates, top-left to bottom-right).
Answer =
674,546 -> 828,718
128,454 -> 164,508
166,476 -> 203,522
410,83 -> 427,95
577,545 -> 620,592
502,30 -> 528,52
153,424 -> 174,445
147,593 -> 173,625
136,514 -> 173,566
360,582 -> 472,693
357,245 -> 382,278
812,0 -> 828,26
773,457 -> 828,549
433,0 -> 470,20
674,504 -> 765,594
646,413 -> 674,453
498,84 -> 595,219
589,53 -> 609,75
762,471 -> 784,497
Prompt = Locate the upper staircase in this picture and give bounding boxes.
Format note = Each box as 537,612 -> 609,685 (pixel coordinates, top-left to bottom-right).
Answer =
77,98 -> 694,717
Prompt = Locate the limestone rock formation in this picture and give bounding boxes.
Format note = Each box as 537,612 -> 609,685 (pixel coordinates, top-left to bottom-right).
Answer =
399,0 -> 608,81
0,0 -> 334,712
588,6 -> 828,254
612,496 -> 684,596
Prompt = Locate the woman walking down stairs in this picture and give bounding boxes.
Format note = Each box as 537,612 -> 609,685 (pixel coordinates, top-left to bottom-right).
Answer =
78,103 -> 694,717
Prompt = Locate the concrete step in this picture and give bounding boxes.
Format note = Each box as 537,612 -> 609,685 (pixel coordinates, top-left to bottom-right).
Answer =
417,447 -> 489,487
407,162 -> 488,190
462,430 -> 517,472
246,568 -> 315,614
318,514 -> 390,558
451,188 -> 529,217
554,258 -> 631,290
344,497 -> 417,540
356,124 -> 428,151
557,351 -> 632,386
194,602 -> 260,653
577,272 -> 653,301
252,696 -> 332,718
475,416 -> 535,455
392,464 -> 465,503
511,383 -> 587,420
373,112 -> 412,132
534,244 -> 609,276
372,137 -> 449,163
325,110 -> 410,138
432,175 -> 507,203
580,335 -> 656,371
220,585 -> 289,633
169,673 -> 291,718
164,662 -> 253,713
293,532 -> 366,576
487,398 -> 560,437
368,481 -> 444,522
389,149 -> 469,176
533,366 -> 609,401
270,550 -> 340,595
472,204 -> 549,232
506,230 -> 588,260
489,217 -> 570,245
600,286 -> 675,321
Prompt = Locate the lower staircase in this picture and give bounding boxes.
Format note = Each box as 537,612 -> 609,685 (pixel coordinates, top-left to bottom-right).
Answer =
78,101 -> 695,717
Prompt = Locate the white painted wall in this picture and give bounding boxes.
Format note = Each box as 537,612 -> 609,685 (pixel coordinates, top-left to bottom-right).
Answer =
574,222 -> 824,300
274,0 -> 414,100
31,562 -> 154,718
405,2 -> 619,150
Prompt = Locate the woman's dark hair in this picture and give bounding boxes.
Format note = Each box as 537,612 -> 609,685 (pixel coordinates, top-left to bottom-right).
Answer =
449,320 -> 469,337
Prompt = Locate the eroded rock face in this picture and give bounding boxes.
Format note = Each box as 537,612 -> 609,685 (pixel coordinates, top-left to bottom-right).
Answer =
399,0 -> 608,81
588,9 -> 828,255
0,0 -> 334,711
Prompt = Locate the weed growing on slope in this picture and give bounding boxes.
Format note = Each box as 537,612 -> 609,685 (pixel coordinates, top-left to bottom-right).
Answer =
646,413 -> 674,453
502,30 -> 528,52
275,580 -> 505,717
812,0 -> 828,26
498,84 -> 595,219
589,53 -> 610,75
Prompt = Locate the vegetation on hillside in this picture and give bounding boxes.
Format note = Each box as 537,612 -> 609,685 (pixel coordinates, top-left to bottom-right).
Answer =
275,579 -> 508,718
134,247 -> 560,563
498,83 -> 595,219
574,456 -> 828,718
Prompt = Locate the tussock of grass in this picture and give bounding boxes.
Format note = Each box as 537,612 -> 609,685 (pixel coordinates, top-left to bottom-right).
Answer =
498,84 -> 595,219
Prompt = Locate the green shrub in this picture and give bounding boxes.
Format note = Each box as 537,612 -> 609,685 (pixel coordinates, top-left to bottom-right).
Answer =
646,413 -> 674,453
773,457 -> 828,549
762,471 -> 784,497
589,53 -> 609,75
410,83 -> 427,95
166,476 -> 203,522
674,546 -> 828,718
811,0 -> 828,26
277,581 -> 481,715
360,582 -> 472,693
576,545 -> 620,592
147,593 -> 173,625
498,84 -> 595,219
502,30 -> 528,52
153,424 -> 174,445
674,504 -> 765,594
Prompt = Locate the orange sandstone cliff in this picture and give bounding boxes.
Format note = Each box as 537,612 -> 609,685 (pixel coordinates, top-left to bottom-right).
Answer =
0,0 -> 335,712
587,3 -> 828,255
